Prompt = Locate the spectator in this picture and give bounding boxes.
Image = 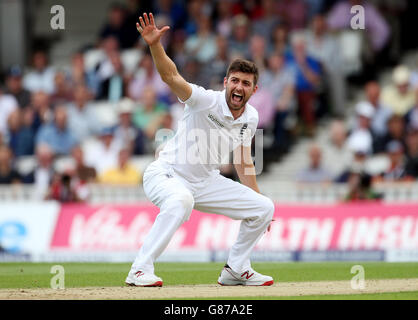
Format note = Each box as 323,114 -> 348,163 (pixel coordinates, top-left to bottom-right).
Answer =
0,145 -> 21,184
260,53 -> 295,151
377,140 -> 409,182
50,70 -> 73,106
327,0 -> 390,53
347,102 -> 375,155
6,109 -> 35,156
22,50 -> 55,94
128,53 -> 170,102
22,144 -> 55,200
373,114 -> 406,154
363,81 -> 392,138
133,86 -> 168,140
84,127 -> 122,175
183,0 -> 205,35
270,22 -> 291,56
4,65 -> 31,109
70,52 -> 100,96
228,14 -> 251,59
247,34 -> 268,73
184,14 -> 217,64
67,85 -> 102,142
36,105 -> 77,155
305,14 -> 345,116
276,0 -> 308,31
336,147 -> 369,184
98,3 -> 132,49
405,128 -> 418,178
0,88 -> 18,137
381,65 -> 415,116
252,0 -> 280,39
345,173 -> 382,202
204,35 -> 230,88
71,145 -> 97,183
46,171 -> 83,203
405,88 -> 418,131
96,49 -> 126,102
29,91 -> 52,132
113,98 -> 146,155
153,0 -> 187,31
296,143 -> 333,183
287,32 -> 321,136
213,0 -> 234,38
98,148 -> 141,185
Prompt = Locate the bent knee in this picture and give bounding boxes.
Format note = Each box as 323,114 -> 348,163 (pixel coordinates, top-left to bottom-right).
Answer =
259,197 -> 275,221
163,192 -> 194,221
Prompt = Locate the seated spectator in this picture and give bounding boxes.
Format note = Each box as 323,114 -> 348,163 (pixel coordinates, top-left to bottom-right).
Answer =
0,145 -> 21,184
345,173 -> 382,202
270,22 -> 291,56
247,34 -> 268,73
214,0 -> 234,38
327,0 -> 390,54
347,102 -> 375,155
84,127 -> 122,175
98,3 -> 133,49
50,70 -> 73,106
67,85 -> 102,142
71,145 -> 96,183
0,88 -> 18,137
405,128 -> 418,178
6,108 -> 35,156
228,14 -> 251,59
133,87 -> 168,140
4,65 -> 31,109
23,50 -> 55,94
287,32 -> 321,136
204,35 -> 230,88
259,52 -> 295,151
113,98 -> 146,155
36,105 -> 77,155
376,141 -> 410,182
405,88 -> 418,131
70,52 -> 100,96
22,144 -> 55,200
305,14 -> 345,116
98,148 -> 141,185
363,81 -> 392,138
128,53 -> 170,103
373,114 -> 406,154
296,143 -> 333,183
276,0 -> 308,31
184,14 -> 217,64
252,0 -> 280,39
96,49 -> 126,102
29,91 -> 53,132
381,65 -> 415,116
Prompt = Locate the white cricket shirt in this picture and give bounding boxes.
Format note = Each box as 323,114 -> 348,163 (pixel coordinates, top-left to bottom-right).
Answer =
158,83 -> 259,183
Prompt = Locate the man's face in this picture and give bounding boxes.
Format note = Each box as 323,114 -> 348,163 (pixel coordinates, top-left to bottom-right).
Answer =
224,72 -> 257,111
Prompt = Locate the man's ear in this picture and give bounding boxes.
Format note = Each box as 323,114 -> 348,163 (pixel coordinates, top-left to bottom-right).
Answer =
223,77 -> 227,88
253,84 -> 258,94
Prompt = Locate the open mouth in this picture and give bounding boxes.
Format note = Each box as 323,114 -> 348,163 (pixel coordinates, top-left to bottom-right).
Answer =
232,92 -> 243,103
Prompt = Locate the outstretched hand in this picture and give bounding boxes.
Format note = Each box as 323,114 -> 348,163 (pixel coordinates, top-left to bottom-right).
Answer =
136,13 -> 170,46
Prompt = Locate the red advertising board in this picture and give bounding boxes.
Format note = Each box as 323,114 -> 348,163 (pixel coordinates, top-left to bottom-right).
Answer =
50,203 -> 418,251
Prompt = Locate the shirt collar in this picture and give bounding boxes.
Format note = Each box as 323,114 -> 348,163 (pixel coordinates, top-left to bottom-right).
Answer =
221,90 -> 248,124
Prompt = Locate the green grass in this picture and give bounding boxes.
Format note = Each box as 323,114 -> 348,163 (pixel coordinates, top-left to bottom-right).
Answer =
0,262 -> 417,290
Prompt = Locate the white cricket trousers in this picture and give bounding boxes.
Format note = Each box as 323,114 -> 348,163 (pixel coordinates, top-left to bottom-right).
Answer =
131,159 -> 275,274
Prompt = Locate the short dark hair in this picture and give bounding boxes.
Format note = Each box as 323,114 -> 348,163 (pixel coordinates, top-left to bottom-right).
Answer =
226,59 -> 259,86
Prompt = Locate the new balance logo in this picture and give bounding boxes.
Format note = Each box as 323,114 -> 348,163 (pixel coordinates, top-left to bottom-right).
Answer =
241,271 -> 254,280
135,271 -> 144,277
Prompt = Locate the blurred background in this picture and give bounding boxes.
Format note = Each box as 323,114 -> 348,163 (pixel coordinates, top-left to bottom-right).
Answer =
0,0 -> 417,263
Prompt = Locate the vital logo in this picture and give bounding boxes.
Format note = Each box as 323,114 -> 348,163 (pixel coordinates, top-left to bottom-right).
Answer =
208,114 -> 225,128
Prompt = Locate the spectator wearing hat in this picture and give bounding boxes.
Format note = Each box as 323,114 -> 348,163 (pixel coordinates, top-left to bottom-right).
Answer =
84,126 -> 122,175
113,98 -> 146,155
346,101 -> 375,155
98,148 -> 141,185
381,65 -> 415,116
4,65 -> 31,109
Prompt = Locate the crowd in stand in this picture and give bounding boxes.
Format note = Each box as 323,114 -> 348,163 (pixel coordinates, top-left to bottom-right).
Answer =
0,0 -> 416,202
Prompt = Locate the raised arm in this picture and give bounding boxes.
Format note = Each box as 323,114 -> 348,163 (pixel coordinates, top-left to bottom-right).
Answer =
136,13 -> 192,102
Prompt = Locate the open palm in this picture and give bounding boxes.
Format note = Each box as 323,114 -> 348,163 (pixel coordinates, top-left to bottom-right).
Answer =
136,13 -> 170,46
